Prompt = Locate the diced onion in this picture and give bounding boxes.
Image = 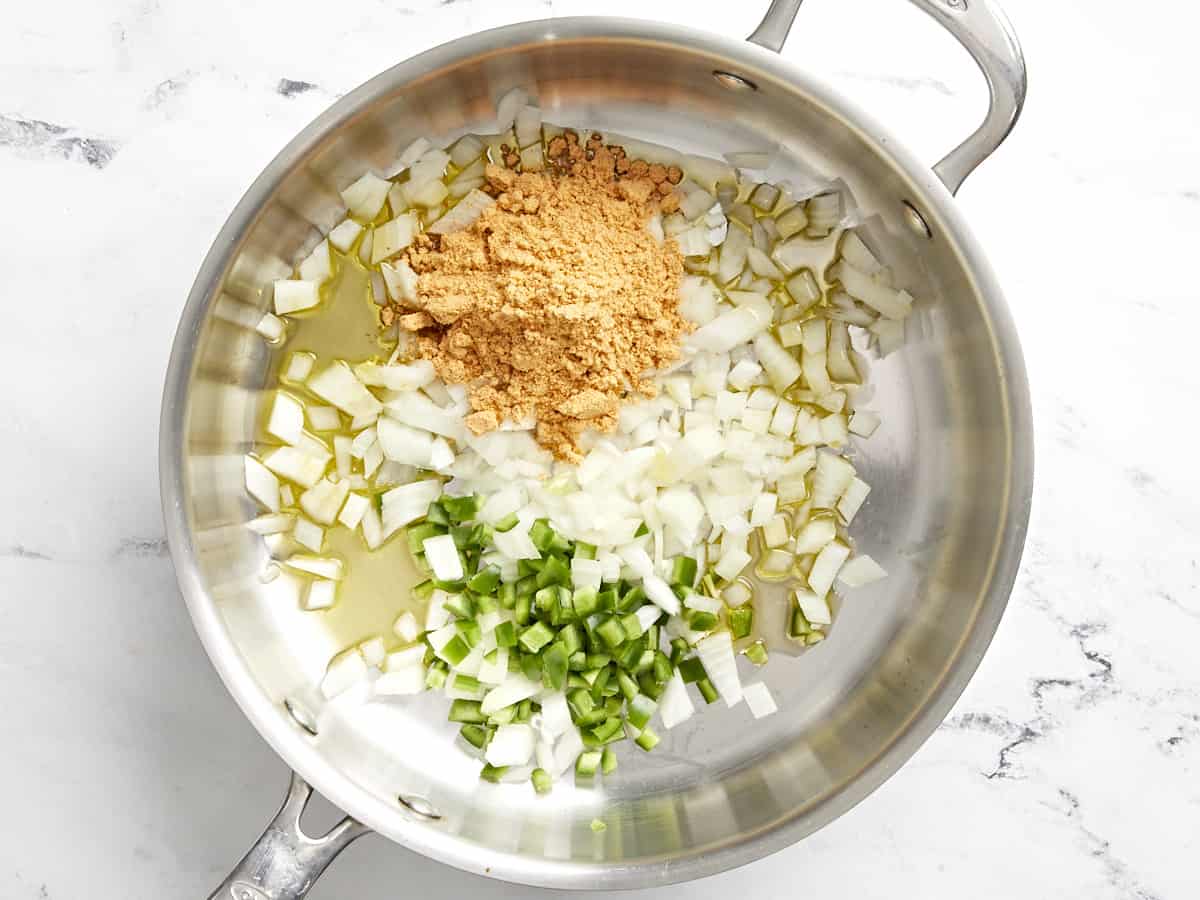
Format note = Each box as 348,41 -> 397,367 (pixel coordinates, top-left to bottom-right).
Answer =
305,578 -> 338,611
244,456 -> 280,512
273,280 -> 320,315
321,651 -> 367,699
837,477 -> 871,524
381,479 -> 443,535
696,631 -> 742,706
659,671 -> 695,728
481,673 -> 541,715
809,541 -> 850,595
429,188 -> 495,234
327,219 -> 363,252
794,586 -> 832,626
838,554 -> 887,587
742,682 -> 777,718
308,363 -> 383,419
340,172 -> 391,221
283,555 -> 344,580
372,213 -> 419,264
643,573 -> 681,615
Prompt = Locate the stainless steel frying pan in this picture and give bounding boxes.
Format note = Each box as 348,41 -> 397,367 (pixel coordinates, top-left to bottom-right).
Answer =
160,1 -> 1031,895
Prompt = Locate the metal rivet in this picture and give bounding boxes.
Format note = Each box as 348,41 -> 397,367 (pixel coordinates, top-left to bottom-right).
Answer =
903,201 -> 933,239
284,698 -> 319,736
398,794 -> 442,820
712,70 -> 758,92
946,0 -> 967,9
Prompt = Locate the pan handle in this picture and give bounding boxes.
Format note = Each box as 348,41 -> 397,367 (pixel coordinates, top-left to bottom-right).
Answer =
748,0 -> 1027,195
206,773 -> 369,900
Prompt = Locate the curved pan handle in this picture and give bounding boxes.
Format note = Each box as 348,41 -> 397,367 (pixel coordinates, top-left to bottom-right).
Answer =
206,773 -> 368,900
749,0 -> 1027,195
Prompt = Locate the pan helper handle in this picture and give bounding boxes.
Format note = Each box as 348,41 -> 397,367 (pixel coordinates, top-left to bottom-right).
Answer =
747,0 -> 1027,195
206,773 -> 369,900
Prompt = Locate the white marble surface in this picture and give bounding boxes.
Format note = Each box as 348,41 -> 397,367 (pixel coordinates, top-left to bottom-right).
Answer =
2,0 -> 1198,897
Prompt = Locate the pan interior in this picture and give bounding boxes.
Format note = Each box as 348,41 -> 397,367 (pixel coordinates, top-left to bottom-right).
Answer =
167,21 -> 1028,888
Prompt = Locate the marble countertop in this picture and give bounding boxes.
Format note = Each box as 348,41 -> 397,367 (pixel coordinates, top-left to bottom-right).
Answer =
2,0 -> 1197,897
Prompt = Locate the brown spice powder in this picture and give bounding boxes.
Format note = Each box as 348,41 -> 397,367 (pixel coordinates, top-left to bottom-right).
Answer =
396,137 -> 687,461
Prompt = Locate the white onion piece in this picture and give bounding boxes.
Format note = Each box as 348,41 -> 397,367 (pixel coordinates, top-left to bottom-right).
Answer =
540,692 -> 572,736
333,493 -> 367,530
688,302 -> 771,353
717,225 -> 751,284
696,631 -> 742,706
449,134 -> 484,167
358,636 -> 386,667
552,727 -> 585,778
820,413 -> 848,448
273,280 -> 320,315
714,547 -> 751,580
246,512 -> 295,535
794,517 -> 836,555
481,673 -> 541,715
838,554 -> 887,587
360,502 -> 383,550
386,646 -> 427,671
262,447 -> 326,489
283,555 -> 344,580
682,153 -> 737,190
383,392 -> 466,441
379,259 -> 419,303
283,352 -> 315,384
810,452 -> 855,509
341,172 -> 391,221
308,363 -> 383,419
658,671 -> 695,729
809,541 -> 850,595
493,526 -> 540,560
477,647 -> 510,685
753,333 -> 802,392
794,587 -> 832,625
429,188 -> 494,234
306,406 -> 341,433
377,418 -> 434,466
742,682 -> 777,718
407,150 -> 450,186
841,231 -> 883,274
514,105 -> 542,147
255,313 -> 285,342
831,261 -> 912,320
327,219 -> 363,252
495,87 -> 529,131
372,212 -> 419,264
390,138 -> 433,177
245,456 -> 281,512
643,573 -> 681,615
570,557 -> 604,592
293,517 -> 325,552
300,478 -> 350,525
298,239 -> 332,284
870,317 -> 905,356
380,479 -> 442,535
837,477 -> 871,524
391,614 -> 420,648
321,651 -> 367,699
683,593 -> 722,615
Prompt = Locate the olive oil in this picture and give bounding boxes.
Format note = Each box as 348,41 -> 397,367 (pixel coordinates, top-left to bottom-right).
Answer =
261,242 -> 424,654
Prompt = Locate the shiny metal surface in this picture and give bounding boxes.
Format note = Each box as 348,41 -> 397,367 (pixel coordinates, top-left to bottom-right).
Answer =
749,0 -> 1027,195
206,774 -> 368,900
161,11 -> 1033,894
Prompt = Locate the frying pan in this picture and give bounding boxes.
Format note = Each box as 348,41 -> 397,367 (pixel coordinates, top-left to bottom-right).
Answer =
160,1 -> 1031,896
